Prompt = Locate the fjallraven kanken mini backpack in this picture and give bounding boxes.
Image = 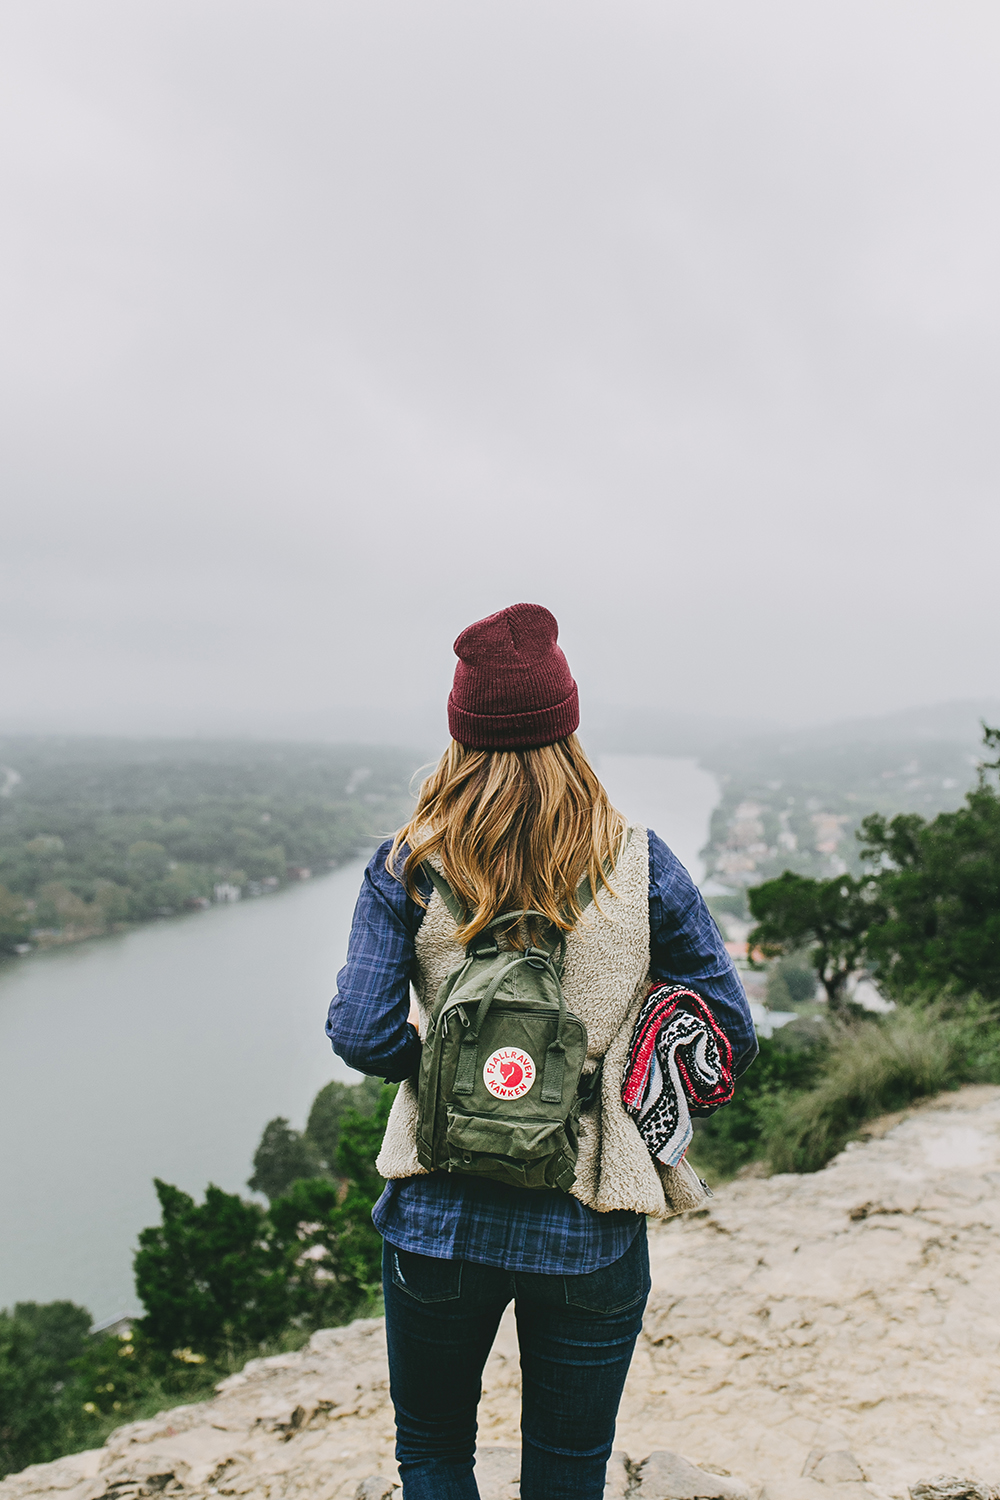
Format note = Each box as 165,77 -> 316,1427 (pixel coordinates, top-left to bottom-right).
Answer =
415,869 -> 600,1192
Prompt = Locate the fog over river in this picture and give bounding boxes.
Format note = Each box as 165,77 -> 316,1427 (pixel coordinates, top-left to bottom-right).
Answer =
0,756 -> 718,1322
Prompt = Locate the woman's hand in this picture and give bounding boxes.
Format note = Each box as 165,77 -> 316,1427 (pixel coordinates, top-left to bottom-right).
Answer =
408,996 -> 420,1031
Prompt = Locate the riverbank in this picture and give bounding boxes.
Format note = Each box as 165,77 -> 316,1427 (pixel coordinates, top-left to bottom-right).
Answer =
0,858 -> 356,963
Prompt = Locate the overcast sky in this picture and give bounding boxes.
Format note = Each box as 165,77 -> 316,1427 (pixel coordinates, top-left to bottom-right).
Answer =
1,0 -> 998,743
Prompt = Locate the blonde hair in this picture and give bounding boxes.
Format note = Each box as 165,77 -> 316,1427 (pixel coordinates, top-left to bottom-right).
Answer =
388,734 -> 627,948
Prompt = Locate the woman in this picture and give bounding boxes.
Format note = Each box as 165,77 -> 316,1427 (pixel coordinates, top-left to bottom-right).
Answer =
327,602 -> 756,1500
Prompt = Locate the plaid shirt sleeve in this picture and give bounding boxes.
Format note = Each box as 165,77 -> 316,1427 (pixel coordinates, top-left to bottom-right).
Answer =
647,828 -> 758,1078
325,841 -> 430,1081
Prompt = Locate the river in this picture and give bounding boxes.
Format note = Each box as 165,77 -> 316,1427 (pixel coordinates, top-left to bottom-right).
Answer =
0,755 -> 718,1322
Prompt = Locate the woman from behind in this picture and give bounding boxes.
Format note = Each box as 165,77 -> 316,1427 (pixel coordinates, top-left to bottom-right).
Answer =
327,602 -> 755,1500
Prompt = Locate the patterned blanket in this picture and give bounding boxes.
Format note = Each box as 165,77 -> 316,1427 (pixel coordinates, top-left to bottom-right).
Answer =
621,983 -> 735,1167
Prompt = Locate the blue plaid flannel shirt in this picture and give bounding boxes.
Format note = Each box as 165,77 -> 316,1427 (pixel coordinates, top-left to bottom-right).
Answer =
326,829 -> 756,1274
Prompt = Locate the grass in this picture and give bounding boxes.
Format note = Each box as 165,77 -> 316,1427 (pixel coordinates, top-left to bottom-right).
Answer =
689,998 -> 1000,1179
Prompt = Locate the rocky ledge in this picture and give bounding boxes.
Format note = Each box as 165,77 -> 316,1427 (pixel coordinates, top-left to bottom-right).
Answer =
5,1086 -> 1000,1500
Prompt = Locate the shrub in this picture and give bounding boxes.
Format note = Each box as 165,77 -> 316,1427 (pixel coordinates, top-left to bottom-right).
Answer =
689,1022 -> 828,1177
765,1008 -> 959,1172
692,998 -> 1000,1180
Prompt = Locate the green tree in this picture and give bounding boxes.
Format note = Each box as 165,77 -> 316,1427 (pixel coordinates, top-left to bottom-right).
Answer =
125,842 -> 171,883
0,1302 -> 92,1477
766,953 -> 819,1009
11,1301 -> 91,1376
859,725 -> 1000,999
247,1118 -> 325,1202
335,1087 -> 396,1204
133,1181 -> 290,1360
0,885 -> 30,953
748,871 -> 881,1014
24,835 -> 65,858
305,1076 -> 383,1174
265,1085 -> 396,1324
34,883 -> 94,934
92,879 -> 129,925
266,1178 -> 367,1329
330,1087 -> 397,1292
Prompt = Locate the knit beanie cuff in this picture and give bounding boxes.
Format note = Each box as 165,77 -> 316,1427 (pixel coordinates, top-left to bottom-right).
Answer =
448,684 -> 580,750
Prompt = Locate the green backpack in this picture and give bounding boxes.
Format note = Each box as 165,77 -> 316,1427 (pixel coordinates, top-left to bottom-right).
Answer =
415,869 -> 600,1193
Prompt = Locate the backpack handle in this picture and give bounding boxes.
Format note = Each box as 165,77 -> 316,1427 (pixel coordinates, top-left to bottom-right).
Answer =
485,910 -> 567,968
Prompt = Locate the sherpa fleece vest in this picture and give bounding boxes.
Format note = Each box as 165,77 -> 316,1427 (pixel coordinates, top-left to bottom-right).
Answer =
376,825 -> 697,1219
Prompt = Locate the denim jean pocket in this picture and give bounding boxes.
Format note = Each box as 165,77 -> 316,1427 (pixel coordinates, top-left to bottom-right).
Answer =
562,1225 -> 650,1314
390,1247 -> 464,1303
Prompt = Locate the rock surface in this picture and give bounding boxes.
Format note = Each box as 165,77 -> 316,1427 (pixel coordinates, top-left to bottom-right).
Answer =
5,1086 -> 1000,1500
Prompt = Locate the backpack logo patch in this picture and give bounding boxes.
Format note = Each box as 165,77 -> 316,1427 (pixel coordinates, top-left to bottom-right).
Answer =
483,1048 -> 535,1100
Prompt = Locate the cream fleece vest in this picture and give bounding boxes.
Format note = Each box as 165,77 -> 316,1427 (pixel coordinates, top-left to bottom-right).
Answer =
376,825 -> 706,1219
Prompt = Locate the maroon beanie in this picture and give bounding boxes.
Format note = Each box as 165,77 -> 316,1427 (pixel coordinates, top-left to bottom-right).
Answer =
448,603 -> 580,750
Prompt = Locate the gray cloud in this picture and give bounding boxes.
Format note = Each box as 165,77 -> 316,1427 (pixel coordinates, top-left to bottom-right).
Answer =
1,0 -> 998,736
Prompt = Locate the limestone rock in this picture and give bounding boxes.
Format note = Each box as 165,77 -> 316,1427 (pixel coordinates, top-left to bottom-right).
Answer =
910,1482 -> 1000,1500
354,1480 -> 399,1500
635,1450 -> 750,1499
604,1451 -> 632,1498
805,1450 -> 867,1484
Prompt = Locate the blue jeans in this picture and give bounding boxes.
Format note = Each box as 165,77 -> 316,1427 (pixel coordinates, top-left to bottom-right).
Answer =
382,1223 -> 650,1500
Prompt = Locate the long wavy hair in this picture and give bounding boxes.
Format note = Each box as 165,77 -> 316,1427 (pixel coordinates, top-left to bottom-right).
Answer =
387,734 -> 627,948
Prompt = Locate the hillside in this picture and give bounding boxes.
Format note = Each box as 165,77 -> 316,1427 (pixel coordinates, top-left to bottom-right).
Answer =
5,1087 -> 1000,1500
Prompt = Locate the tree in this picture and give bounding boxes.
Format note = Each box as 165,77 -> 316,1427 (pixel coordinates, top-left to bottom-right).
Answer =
858,725 -> 1000,999
748,871 -> 881,1014
266,1085 -> 397,1326
35,883 -> 94,934
0,885 -> 30,953
11,1301 -> 91,1376
0,1302 -> 92,1477
335,1088 -> 396,1204
125,842 -> 171,883
247,1118 -> 325,1202
133,1181 -> 290,1360
766,954 -> 819,1009
305,1076 -> 383,1174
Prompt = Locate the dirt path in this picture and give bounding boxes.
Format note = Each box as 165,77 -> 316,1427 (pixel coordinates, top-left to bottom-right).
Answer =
5,1086 -> 1000,1500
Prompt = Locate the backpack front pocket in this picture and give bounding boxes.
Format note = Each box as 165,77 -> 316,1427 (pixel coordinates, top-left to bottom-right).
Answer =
444,1109 -> 575,1190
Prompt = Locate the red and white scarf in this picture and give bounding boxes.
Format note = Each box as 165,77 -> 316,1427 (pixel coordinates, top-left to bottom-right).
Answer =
621,983 -> 735,1167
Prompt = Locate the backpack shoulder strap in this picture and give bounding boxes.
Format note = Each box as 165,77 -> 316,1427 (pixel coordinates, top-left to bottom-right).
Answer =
570,826 -> 634,917
424,864 -> 467,925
